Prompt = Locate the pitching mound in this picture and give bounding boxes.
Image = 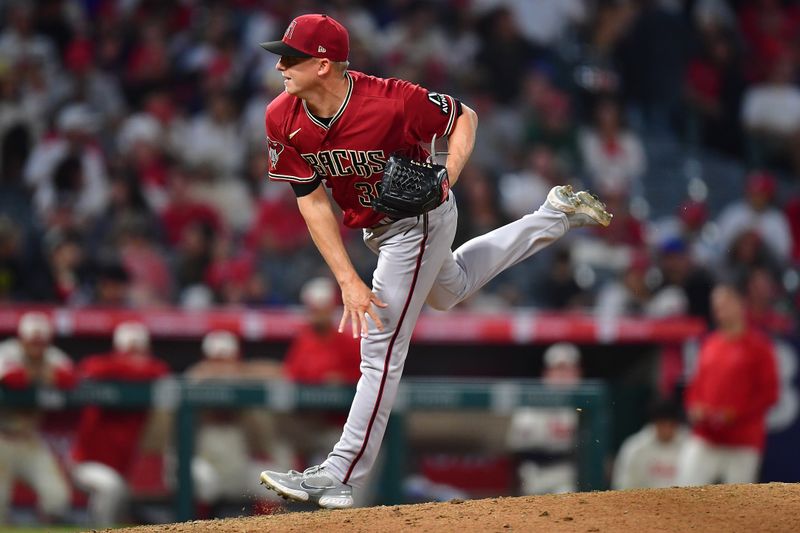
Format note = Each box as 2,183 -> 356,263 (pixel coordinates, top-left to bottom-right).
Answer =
107,483 -> 797,533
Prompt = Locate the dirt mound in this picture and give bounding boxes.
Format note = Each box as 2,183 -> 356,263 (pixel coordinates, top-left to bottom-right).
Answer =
105,483 -> 798,533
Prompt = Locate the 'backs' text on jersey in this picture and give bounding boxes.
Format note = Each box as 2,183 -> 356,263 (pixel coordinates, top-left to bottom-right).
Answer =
265,70 -> 459,228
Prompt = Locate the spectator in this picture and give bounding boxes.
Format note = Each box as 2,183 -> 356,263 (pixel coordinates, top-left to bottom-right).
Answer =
87,171 -> 161,254
715,171 -> 793,265
88,259 -> 132,307
536,246 -> 591,311
189,164 -> 254,235
205,238 -> 273,308
57,36 -> 127,134
594,192 -> 646,255
499,145 -> 564,221
0,61 -> 45,176
173,222 -> 215,305
649,199 -> 716,268
720,229 -> 781,289
160,165 -> 223,247
677,284 -> 778,486
578,97 -> 646,196
115,113 -> 170,214
744,267 -> 795,336
114,216 -> 173,307
472,0 -> 587,49
39,228 -> 89,305
379,2 -> 449,87
474,7 -> 539,104
655,237 -> 714,322
684,29 -> 745,157
179,92 -> 245,178
612,399 -> 688,490
123,23 -> 172,107
185,330 -> 290,509
283,277 -> 361,385
505,342 -> 582,495
23,103 -> 109,229
595,250 -> 677,317
738,0 -> 800,83
0,312 -> 75,524
246,179 -> 315,304
0,3 -> 60,89
453,163 -> 506,246
742,54 -> 800,174
70,321 -> 170,527
140,90 -> 189,183
570,1 -> 633,118
523,87 -> 579,173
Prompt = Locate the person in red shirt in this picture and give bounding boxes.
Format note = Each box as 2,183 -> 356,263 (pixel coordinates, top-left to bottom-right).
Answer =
0,312 -> 75,524
257,13 -> 611,509
283,277 -> 361,385
677,284 -> 779,486
160,165 -> 223,246
69,321 -> 170,527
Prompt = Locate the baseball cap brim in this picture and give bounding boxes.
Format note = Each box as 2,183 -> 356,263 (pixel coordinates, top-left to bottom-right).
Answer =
259,40 -> 312,57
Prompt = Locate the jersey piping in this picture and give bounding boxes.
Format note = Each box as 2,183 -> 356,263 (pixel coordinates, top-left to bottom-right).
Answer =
302,71 -> 353,130
342,222 -> 429,484
268,170 -> 318,183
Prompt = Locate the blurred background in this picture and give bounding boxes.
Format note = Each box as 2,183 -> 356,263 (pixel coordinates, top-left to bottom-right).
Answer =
0,0 -> 799,529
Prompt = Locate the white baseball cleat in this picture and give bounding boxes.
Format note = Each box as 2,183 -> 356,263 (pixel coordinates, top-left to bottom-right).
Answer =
544,185 -> 613,228
260,465 -> 354,509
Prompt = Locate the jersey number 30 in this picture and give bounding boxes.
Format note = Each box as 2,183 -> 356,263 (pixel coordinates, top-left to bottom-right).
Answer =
355,181 -> 382,207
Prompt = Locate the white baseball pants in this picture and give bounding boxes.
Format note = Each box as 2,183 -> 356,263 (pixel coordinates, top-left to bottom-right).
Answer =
676,434 -> 761,486
322,192 -> 569,486
71,461 -> 128,526
0,435 -> 70,522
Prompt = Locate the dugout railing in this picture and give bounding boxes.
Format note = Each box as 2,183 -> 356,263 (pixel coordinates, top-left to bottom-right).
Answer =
0,378 -> 610,521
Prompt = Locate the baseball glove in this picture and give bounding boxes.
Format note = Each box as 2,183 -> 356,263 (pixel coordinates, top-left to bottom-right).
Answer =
372,154 -> 450,219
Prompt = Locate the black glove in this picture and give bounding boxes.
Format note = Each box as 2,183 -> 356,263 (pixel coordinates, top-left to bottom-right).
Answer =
372,154 -> 449,219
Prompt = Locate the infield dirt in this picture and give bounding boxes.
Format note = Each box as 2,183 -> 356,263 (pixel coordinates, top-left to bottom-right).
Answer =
102,482 -> 798,532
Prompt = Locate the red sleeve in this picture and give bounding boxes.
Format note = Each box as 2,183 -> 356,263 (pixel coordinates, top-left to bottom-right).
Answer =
78,354 -> 114,379
52,365 -> 78,389
283,337 -> 306,382
136,358 -> 170,380
86,355 -> 170,382
335,333 -> 362,384
397,80 -> 459,144
0,367 -> 30,389
265,106 -> 316,184
740,336 -> 779,421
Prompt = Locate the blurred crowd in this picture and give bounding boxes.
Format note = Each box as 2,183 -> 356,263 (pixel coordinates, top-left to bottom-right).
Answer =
0,0 -> 799,334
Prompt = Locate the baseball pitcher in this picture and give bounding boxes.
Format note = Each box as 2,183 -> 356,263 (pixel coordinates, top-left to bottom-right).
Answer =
258,13 -> 612,509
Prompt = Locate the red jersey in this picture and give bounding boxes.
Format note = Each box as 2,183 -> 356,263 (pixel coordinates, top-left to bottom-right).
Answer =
685,329 -> 778,450
283,326 -> 361,385
265,70 -> 460,228
72,352 -> 170,474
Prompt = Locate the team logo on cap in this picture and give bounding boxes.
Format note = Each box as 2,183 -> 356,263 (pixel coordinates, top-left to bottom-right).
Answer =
268,137 -> 284,170
318,46 -> 326,53
284,20 -> 297,40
